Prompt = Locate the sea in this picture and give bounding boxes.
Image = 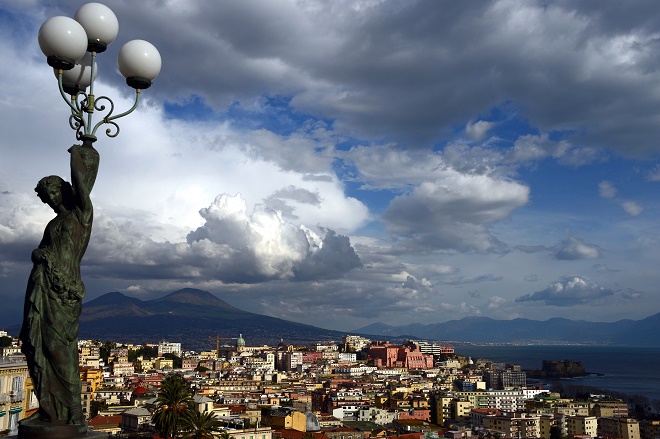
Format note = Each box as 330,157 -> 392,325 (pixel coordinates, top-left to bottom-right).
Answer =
452,345 -> 660,404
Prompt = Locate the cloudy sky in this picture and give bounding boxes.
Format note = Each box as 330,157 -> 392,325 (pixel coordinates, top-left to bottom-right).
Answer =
1,0 -> 659,333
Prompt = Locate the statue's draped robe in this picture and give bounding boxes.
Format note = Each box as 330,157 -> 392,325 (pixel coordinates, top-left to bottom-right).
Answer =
19,144 -> 99,424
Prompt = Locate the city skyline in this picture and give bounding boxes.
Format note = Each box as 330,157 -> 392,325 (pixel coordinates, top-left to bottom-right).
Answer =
0,1 -> 658,331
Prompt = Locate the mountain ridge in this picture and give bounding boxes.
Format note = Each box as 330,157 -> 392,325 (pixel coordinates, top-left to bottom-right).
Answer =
352,313 -> 660,346
8,288 -> 657,347
77,289 -> 346,349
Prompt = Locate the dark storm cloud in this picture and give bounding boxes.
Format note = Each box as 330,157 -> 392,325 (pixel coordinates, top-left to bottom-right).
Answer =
41,0 -> 660,156
293,230 -> 362,281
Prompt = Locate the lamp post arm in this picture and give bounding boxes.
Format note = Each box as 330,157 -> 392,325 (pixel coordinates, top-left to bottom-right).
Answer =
105,88 -> 142,123
57,70 -> 83,115
90,89 -> 141,139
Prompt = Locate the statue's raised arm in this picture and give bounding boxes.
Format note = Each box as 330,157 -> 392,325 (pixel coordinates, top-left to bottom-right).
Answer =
69,141 -> 99,226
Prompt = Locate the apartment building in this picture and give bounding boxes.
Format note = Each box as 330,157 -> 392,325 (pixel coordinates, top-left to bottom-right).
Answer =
566,415 -> 598,438
481,412 -> 541,438
157,341 -> 182,356
342,335 -> 371,352
358,406 -> 397,425
368,342 -> 434,370
599,417 -> 641,439
539,414 -> 567,439
592,401 -> 630,418
0,358 -> 30,435
483,370 -> 527,390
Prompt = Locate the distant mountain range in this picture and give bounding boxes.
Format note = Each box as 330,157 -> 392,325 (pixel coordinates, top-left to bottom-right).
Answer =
77,288 -> 348,350
7,288 -> 658,348
352,313 -> 660,346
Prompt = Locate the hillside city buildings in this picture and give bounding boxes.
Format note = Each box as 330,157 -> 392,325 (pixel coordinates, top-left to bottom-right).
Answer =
0,329 -> 655,439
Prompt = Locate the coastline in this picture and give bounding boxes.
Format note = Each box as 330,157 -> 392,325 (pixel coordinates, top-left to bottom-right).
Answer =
453,344 -> 660,404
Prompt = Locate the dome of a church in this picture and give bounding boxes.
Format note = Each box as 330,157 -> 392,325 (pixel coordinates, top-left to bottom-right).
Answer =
305,411 -> 321,432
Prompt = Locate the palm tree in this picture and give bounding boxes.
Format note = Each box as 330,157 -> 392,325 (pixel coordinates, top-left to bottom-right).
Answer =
152,375 -> 193,439
180,410 -> 224,439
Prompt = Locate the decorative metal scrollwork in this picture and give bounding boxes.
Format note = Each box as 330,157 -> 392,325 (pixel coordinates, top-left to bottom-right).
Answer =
57,68 -> 141,141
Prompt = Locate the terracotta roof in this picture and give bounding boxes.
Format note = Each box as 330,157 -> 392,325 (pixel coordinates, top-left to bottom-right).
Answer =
273,428 -> 331,439
133,385 -> 149,395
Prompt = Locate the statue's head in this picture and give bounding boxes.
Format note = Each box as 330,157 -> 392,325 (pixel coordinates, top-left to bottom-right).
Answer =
35,176 -> 74,211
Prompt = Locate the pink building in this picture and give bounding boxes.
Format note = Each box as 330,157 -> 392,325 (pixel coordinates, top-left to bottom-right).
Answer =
398,409 -> 431,422
368,342 -> 434,369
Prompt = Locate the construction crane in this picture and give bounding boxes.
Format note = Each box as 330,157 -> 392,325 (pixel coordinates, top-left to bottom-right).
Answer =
209,334 -> 237,358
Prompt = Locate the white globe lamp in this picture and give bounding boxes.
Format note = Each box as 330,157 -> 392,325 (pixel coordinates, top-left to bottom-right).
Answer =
74,2 -> 119,52
38,16 -> 88,70
118,39 -> 162,89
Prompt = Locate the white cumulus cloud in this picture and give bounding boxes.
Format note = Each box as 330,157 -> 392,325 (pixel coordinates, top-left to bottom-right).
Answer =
383,172 -> 529,252
515,276 -> 614,306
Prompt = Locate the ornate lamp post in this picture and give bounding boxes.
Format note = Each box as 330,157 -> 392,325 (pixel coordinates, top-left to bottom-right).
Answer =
18,3 -> 160,438
38,2 -> 161,142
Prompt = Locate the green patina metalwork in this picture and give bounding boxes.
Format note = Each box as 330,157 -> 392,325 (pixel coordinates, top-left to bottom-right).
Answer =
18,140 -> 99,438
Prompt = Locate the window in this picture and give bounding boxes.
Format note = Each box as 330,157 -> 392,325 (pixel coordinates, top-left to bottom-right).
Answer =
12,376 -> 23,394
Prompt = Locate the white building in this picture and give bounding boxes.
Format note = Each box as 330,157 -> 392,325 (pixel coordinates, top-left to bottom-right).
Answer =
333,405 -> 361,421
315,342 -> 339,352
338,352 -> 357,363
486,390 -> 526,412
359,407 -> 398,425
281,351 -> 303,372
522,388 -> 550,400
342,335 -> 371,352
158,341 -> 182,356
335,365 -> 378,377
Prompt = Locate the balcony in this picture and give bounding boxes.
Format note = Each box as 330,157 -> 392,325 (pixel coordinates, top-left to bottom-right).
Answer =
0,392 -> 24,405
10,392 -> 24,403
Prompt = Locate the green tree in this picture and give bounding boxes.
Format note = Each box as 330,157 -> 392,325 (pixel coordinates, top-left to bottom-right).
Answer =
128,345 -> 159,361
99,341 -> 115,363
180,410 -> 224,439
152,375 -> 193,439
90,400 -> 108,418
163,352 -> 183,369
0,336 -> 12,348
550,425 -> 565,439
218,431 -> 233,439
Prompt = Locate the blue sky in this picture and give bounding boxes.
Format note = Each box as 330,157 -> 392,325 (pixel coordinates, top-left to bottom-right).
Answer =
0,0 -> 658,332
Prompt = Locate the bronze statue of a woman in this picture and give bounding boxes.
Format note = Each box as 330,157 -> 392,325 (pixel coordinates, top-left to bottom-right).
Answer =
19,140 -> 99,438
